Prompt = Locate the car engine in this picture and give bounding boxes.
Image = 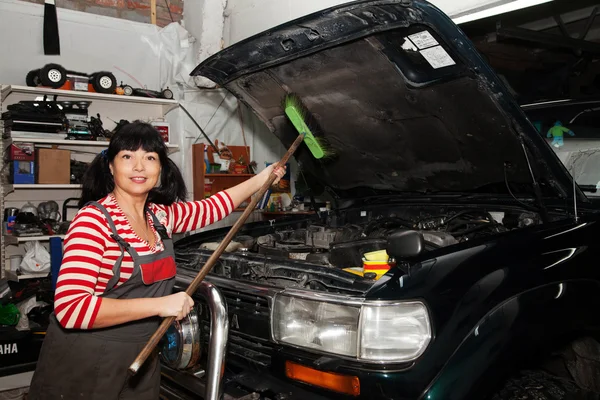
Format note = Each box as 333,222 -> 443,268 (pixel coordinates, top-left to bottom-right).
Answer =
176,206 -> 541,292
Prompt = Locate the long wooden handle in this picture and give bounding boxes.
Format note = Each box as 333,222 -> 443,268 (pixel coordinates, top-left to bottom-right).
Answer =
129,133 -> 306,375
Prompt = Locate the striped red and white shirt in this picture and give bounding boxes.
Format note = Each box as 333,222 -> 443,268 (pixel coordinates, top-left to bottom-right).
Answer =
54,191 -> 234,329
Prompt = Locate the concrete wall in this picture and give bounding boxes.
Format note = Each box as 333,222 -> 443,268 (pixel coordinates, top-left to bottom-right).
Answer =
183,0 -> 228,88
0,0 -> 296,205
223,0 -> 501,45
18,0 -> 184,27
0,0 -> 164,89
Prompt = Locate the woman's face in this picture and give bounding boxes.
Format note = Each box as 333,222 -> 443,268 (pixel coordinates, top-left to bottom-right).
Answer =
109,149 -> 161,197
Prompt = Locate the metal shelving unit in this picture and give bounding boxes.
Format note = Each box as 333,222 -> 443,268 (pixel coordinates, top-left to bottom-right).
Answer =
1,84 -> 181,278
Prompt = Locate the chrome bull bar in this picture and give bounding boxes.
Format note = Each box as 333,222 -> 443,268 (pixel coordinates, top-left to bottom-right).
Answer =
197,280 -> 229,400
165,277 -> 229,400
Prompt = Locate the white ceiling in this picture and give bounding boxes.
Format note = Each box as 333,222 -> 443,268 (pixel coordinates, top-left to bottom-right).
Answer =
222,0 -> 550,46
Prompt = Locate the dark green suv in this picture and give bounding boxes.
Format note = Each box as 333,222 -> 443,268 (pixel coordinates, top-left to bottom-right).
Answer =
159,1 -> 600,399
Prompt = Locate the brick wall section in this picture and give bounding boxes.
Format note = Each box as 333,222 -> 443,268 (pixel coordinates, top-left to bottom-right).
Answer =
19,0 -> 184,27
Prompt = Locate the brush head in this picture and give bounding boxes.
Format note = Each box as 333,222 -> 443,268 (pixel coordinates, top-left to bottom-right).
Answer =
283,94 -> 332,160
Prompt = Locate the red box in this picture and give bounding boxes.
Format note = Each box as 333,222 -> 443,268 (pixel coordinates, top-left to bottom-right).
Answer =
151,121 -> 170,143
7,143 -> 35,161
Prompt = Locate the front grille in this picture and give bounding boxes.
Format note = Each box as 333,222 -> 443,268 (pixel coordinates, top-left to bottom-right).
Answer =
195,288 -> 275,368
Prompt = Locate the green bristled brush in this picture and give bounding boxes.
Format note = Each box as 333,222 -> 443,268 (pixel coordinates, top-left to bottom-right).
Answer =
283,94 -> 328,159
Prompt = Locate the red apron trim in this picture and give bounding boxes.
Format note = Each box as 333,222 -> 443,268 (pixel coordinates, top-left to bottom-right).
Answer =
139,256 -> 177,285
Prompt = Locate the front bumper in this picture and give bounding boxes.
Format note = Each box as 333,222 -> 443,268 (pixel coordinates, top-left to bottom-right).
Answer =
161,278 -> 327,400
162,273 -> 423,400
160,365 -> 334,400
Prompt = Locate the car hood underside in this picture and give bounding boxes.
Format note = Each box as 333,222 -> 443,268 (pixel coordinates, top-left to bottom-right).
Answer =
192,0 -> 575,200
222,43 -> 528,194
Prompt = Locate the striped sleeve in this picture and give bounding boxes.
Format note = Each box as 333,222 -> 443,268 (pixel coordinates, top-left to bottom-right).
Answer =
167,191 -> 235,234
54,206 -> 108,330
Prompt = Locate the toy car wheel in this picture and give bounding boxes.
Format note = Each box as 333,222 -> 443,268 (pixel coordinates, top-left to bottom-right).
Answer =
39,64 -> 67,88
122,85 -> 134,96
26,69 -> 41,87
92,72 -> 117,94
162,88 -> 174,99
77,101 -> 91,110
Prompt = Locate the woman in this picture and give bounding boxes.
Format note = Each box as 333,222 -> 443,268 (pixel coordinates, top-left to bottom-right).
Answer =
28,121 -> 285,399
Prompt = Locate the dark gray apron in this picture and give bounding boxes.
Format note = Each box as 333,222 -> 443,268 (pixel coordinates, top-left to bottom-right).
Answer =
29,203 -> 177,400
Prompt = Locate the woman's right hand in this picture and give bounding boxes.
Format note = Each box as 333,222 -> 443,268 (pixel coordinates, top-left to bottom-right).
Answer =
159,292 -> 194,321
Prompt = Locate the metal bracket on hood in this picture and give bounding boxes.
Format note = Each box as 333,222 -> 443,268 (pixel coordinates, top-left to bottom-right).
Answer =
518,136 -> 549,223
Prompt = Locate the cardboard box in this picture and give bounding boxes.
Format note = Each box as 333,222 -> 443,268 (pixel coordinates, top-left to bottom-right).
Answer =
10,161 -> 35,184
36,148 -> 71,184
7,143 -> 35,161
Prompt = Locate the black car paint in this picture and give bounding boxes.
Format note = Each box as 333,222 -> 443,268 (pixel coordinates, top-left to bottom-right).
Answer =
363,216 -> 600,400
162,199 -> 600,399
161,1 -> 600,399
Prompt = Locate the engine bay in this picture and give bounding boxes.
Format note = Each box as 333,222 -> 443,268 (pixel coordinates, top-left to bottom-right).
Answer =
176,204 -> 542,291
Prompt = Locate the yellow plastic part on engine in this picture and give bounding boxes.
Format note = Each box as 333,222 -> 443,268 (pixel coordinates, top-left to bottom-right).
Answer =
363,250 -> 389,262
344,250 -> 394,280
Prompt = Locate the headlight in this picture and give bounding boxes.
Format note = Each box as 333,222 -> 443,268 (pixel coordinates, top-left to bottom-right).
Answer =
272,294 -> 431,363
272,296 -> 360,357
360,302 -> 431,361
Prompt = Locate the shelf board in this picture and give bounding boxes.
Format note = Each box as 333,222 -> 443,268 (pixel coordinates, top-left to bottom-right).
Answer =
2,85 -> 179,109
10,136 -> 108,146
8,135 -> 179,150
206,174 -> 255,178
4,234 -> 65,245
6,184 -> 81,191
5,270 -> 50,282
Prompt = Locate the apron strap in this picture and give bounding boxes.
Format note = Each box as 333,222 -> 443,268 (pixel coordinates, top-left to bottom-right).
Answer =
146,207 -> 170,241
85,201 -> 140,293
145,206 -> 176,258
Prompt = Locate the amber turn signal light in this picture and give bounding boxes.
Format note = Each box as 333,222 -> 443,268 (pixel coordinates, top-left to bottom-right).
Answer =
285,360 -> 360,396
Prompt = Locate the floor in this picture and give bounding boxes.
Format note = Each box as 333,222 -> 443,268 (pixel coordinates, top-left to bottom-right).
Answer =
0,371 -> 32,400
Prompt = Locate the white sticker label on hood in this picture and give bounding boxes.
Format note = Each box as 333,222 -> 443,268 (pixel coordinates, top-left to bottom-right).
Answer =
402,38 -> 418,51
408,31 -> 438,49
420,46 -> 456,69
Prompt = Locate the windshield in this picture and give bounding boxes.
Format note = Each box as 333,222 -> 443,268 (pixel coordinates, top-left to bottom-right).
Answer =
523,100 -> 600,197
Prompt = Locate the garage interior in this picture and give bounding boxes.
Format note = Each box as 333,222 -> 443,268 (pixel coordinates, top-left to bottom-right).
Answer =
1,0 -> 600,399
462,0 -> 600,102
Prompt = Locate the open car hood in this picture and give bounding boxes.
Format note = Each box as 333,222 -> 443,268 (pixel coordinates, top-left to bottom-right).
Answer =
191,0 -> 577,201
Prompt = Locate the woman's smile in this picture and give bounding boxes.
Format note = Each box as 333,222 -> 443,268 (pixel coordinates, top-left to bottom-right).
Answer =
130,176 -> 148,184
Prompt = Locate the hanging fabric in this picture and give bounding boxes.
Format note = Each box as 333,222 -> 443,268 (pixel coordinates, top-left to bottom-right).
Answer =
43,0 -> 60,55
